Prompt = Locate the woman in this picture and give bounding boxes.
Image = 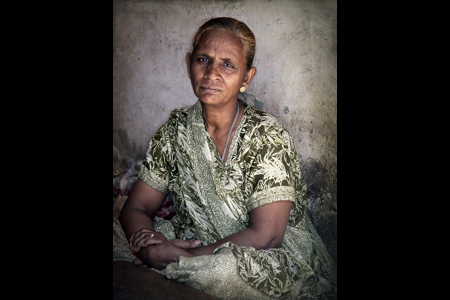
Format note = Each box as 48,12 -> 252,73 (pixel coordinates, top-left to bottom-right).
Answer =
113,17 -> 336,299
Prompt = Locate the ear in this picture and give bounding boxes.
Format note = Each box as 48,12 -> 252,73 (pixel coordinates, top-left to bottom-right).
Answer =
186,52 -> 192,78
242,67 -> 257,90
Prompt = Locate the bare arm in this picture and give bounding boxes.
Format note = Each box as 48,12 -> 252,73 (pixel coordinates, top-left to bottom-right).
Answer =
186,200 -> 292,256
119,178 -> 167,241
119,179 -> 291,266
119,179 -> 200,269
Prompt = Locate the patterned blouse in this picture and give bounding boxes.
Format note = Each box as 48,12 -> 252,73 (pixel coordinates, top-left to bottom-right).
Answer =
138,100 -> 335,298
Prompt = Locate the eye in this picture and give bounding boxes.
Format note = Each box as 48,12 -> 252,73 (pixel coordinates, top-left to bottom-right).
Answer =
224,63 -> 234,68
198,57 -> 208,62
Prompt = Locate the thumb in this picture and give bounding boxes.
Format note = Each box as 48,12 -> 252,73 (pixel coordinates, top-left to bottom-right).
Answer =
172,239 -> 202,249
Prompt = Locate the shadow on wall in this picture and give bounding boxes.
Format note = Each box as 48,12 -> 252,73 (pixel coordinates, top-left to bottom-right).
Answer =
301,157 -> 337,265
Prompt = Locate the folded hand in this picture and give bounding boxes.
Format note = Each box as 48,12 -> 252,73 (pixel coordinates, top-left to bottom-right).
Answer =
129,228 -> 167,253
137,239 -> 202,270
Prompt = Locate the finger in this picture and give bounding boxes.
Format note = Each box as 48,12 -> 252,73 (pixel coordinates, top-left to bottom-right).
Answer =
133,235 -> 167,253
164,243 -> 195,261
130,233 -> 155,252
140,237 -> 165,248
134,228 -> 154,235
177,248 -> 195,258
132,229 -> 155,243
132,230 -> 167,246
155,233 -> 168,242
170,239 -> 202,249
131,233 -> 156,252
130,230 -> 151,249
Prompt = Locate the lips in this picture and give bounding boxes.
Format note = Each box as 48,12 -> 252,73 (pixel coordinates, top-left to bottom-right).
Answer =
200,86 -> 221,93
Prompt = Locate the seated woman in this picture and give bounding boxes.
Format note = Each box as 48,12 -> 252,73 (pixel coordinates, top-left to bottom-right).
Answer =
113,17 -> 336,299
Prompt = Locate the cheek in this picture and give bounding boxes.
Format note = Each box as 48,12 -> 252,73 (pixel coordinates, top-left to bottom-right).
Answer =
191,67 -> 204,82
225,73 -> 245,89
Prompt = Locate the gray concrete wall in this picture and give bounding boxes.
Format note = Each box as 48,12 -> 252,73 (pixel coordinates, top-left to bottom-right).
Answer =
113,0 -> 337,263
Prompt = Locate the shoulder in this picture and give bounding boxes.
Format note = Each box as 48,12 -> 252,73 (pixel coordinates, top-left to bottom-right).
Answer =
158,101 -> 197,132
244,103 -> 291,143
167,105 -> 191,124
246,105 -> 280,127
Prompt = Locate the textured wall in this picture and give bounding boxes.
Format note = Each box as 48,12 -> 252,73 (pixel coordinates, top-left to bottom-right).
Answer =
113,0 -> 337,263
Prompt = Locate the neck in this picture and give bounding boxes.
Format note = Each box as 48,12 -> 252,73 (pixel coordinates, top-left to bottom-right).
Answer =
201,99 -> 240,133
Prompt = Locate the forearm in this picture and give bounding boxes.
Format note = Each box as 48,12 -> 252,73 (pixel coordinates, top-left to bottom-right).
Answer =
118,179 -> 167,243
119,206 -> 155,242
186,227 -> 279,256
186,201 -> 292,256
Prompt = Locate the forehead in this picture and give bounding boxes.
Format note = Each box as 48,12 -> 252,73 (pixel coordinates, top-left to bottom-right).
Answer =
195,29 -> 245,62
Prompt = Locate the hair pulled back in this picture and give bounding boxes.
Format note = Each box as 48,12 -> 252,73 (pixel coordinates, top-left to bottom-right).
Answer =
191,17 -> 256,72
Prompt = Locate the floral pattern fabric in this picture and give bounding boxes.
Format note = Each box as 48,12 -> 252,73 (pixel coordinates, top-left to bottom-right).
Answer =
138,99 -> 336,298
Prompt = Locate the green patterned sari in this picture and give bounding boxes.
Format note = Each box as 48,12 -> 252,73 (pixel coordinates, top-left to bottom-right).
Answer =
137,99 -> 336,299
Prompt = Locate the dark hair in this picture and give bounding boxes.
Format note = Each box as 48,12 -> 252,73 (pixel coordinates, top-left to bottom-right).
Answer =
192,17 -> 256,72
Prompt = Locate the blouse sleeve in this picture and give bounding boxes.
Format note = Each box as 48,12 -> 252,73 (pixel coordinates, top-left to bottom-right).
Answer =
244,125 -> 302,212
138,122 -> 173,195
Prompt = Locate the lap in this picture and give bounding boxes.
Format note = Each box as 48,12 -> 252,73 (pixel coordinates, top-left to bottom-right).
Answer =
113,217 -> 136,263
113,217 -> 334,300
163,246 -> 274,300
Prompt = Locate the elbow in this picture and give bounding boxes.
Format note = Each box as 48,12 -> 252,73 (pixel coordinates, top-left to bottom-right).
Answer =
258,234 -> 284,250
118,210 -> 125,224
118,204 -> 127,223
246,225 -> 286,250
267,236 -> 283,249
118,204 -> 132,224
246,227 -> 285,250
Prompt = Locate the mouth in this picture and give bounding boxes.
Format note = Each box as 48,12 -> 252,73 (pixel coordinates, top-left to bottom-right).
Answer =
200,86 -> 221,93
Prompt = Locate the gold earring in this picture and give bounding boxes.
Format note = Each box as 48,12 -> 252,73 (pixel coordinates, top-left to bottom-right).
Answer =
240,86 -> 246,93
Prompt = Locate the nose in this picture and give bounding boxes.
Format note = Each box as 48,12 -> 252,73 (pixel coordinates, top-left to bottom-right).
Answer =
204,61 -> 220,80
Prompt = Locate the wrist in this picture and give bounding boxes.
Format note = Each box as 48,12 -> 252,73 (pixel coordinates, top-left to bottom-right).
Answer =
184,244 -> 213,256
129,228 -> 163,253
129,228 -> 155,244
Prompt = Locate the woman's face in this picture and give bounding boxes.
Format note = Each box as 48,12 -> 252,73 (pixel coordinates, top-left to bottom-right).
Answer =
188,29 -> 252,108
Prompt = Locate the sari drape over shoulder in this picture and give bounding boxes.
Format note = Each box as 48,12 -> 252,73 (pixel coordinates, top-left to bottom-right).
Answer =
137,100 -> 336,299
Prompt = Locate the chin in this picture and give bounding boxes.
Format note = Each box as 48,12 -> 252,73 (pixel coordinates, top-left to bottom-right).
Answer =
197,92 -> 238,107
197,93 -> 224,104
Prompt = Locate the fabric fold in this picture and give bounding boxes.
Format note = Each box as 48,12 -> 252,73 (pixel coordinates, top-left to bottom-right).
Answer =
134,99 -> 336,298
